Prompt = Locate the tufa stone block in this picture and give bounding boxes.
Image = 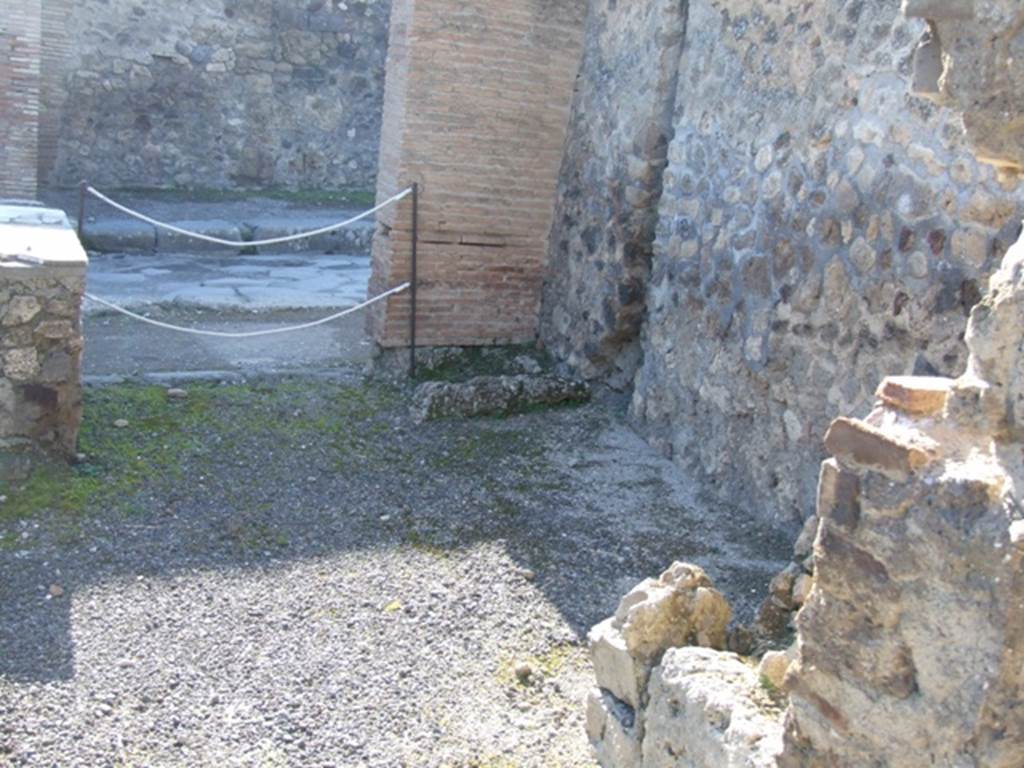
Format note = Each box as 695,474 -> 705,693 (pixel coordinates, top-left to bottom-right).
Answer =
876,375 -> 953,415
816,458 -> 861,530
823,417 -> 933,476
586,688 -> 642,768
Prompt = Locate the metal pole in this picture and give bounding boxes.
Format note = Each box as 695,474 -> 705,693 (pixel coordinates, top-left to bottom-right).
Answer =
77,180 -> 87,241
409,182 -> 418,378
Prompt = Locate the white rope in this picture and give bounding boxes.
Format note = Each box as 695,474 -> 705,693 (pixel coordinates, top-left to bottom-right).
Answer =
83,282 -> 409,338
85,186 -> 412,248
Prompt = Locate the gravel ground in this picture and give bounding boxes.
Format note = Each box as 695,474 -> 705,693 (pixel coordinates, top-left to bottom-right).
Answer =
0,371 -> 791,767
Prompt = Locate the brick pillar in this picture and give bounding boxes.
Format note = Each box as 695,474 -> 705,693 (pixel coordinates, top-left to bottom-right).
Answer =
0,0 -> 42,199
368,0 -> 587,349
38,0 -> 73,187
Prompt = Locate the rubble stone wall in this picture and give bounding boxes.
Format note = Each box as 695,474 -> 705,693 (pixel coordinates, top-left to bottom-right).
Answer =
0,0 -> 42,198
540,0 -> 687,389
781,239 -> 1024,767
38,0 -> 390,191
542,0 -> 1024,527
0,208 -> 86,459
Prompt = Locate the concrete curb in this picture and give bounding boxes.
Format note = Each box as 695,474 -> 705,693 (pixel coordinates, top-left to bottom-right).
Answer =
77,216 -> 374,255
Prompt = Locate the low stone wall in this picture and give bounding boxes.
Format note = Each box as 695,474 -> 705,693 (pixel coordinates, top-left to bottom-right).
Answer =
0,206 -> 86,461
38,0 -> 390,191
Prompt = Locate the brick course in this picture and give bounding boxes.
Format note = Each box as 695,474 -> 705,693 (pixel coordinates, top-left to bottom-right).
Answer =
0,0 -> 42,199
368,0 -> 586,348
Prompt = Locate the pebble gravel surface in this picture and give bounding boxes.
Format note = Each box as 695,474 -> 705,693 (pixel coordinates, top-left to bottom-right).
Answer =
0,371 -> 791,767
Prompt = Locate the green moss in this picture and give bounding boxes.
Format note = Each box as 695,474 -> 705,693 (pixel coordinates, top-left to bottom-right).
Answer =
759,674 -> 779,695
425,424 -> 545,473
413,344 -> 550,383
0,384 -> 212,525
0,379 -> 402,530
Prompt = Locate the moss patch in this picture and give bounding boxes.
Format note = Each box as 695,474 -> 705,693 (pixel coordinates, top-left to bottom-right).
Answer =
413,344 -> 551,383
0,379 -> 401,529
496,642 -> 586,690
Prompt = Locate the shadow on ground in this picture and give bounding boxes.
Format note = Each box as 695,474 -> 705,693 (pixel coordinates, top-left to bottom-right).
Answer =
0,372 -> 790,765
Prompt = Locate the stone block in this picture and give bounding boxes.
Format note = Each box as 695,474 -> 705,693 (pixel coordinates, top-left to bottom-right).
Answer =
1,295 -> 41,326
793,514 -> 819,559
876,376 -> 953,416
614,564 -> 732,658
757,646 -> 796,692
589,617 -> 651,710
902,0 -> 975,20
823,418 -> 933,476
81,220 -> 157,253
816,459 -> 861,530
586,688 -> 642,768
410,375 -> 589,422
792,574 -> 814,606
643,647 -> 784,768
156,221 -> 243,254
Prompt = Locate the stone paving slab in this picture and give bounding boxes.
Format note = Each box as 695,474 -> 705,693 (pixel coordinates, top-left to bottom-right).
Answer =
85,251 -> 373,312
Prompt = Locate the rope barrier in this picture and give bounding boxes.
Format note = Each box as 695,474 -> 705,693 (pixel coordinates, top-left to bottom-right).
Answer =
83,282 -> 410,338
84,185 -> 412,248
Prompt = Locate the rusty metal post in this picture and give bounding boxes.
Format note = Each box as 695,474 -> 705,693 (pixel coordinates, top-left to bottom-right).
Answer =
77,180 -> 87,241
409,182 -> 419,378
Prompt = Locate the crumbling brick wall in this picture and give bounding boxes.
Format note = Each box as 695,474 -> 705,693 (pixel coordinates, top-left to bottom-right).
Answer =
0,0 -> 42,199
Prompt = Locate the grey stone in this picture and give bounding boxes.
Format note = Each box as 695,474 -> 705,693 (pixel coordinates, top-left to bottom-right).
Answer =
410,375 -> 589,422
589,617 -> 650,710
644,647 -> 784,768
586,688 -> 642,768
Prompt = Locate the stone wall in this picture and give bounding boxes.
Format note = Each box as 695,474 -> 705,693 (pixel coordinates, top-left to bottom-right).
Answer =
540,0 -> 687,388
38,0 -> 390,191
0,205 -> 87,460
0,0 -> 42,199
543,0 -> 1024,527
781,238 -> 1024,767
367,0 -> 586,349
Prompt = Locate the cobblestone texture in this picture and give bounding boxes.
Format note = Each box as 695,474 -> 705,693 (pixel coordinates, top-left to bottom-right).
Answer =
543,0 -> 1024,527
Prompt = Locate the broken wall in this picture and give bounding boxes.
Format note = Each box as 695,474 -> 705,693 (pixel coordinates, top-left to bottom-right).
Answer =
543,0 -> 1024,527
38,0 -> 390,191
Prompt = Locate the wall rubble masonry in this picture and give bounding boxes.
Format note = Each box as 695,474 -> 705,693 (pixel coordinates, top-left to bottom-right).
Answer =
0,204 -> 87,461
540,0 -> 688,388
367,0 -> 587,350
780,230 -> 1024,766
37,0 -> 391,191
543,0 -> 1024,528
